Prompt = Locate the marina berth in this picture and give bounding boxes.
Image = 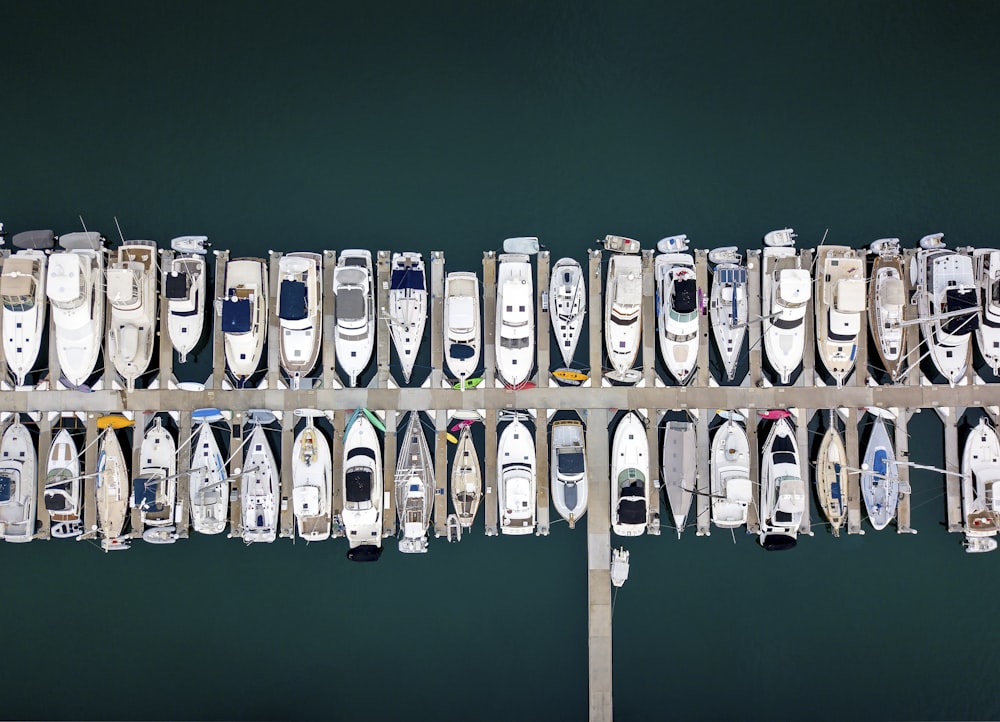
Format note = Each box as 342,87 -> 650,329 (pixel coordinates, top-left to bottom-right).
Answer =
604,254 -> 642,384
164,236 -> 208,364
708,247 -> 748,382
450,424 -> 482,527
611,411 -> 649,537
276,252 -> 323,386
549,258 -> 586,368
95,424 -> 130,551
0,420 -> 36,542
815,421 -> 848,537
106,241 -> 158,391
814,245 -> 866,386
291,412 -> 332,542
189,414 -> 229,535
662,417 -> 696,536
861,416 -> 899,531
133,417 -> 178,543
961,418 -> 1000,552
761,230 -> 810,385
551,418 -> 588,528
221,257 -> 268,388
710,415 -> 752,529
868,239 -> 907,382
342,412 -> 383,561
395,412 -> 434,552
758,416 -> 806,550
44,428 -> 83,539
655,240 -> 699,384
443,272 -> 481,385
497,416 -> 536,535
333,250 -> 375,387
47,232 -> 105,388
495,254 -> 535,388
387,252 -> 427,384
2,231 -> 52,387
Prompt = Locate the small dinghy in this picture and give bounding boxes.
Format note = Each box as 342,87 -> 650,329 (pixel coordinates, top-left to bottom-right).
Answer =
502,236 -> 540,255
600,234 -> 640,255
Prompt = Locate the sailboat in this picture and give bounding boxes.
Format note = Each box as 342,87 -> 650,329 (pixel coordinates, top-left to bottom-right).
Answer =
551,419 -> 588,528
604,254 -> 642,383
2,230 -> 52,386
44,428 -> 83,539
662,418 -> 696,536
107,240 -> 158,391
814,245 -> 867,386
291,413 -> 332,542
96,426 -> 130,550
333,250 -> 375,387
222,257 -> 268,387
276,252 -> 322,386
961,417 -> 1000,553
656,238 -> 699,384
395,412 -> 435,552
496,254 -> 535,388
611,411 -> 649,537
710,416 -> 752,529
972,248 -> 1000,375
388,252 -> 427,384
133,417 -> 178,543
342,412 -> 383,561
861,416 -> 899,531
0,421 -> 36,542
758,417 -> 806,550
497,417 -> 536,535
815,422 -> 848,536
189,416 -> 228,535
164,236 -> 208,363
708,247 -> 748,382
241,423 -> 278,543
443,272 -> 481,386
762,228 -> 810,384
549,258 -> 586,368
46,231 -> 105,387
868,239 -> 907,382
450,424 -> 482,528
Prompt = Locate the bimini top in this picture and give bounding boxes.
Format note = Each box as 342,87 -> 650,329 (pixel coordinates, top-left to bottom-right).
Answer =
278,280 -> 308,321
449,296 -> 475,329
557,450 -> 585,476
390,268 -> 425,291
778,269 -> 811,304
834,279 -> 866,313
673,278 -> 697,314
222,297 -> 252,333
618,497 -> 646,525
337,287 -> 366,322
882,278 -> 905,306
12,229 -> 55,250
164,272 -> 190,300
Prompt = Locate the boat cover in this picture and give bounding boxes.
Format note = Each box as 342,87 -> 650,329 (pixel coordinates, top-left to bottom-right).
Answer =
346,544 -> 382,562
618,498 -> 646,525
390,269 -> 424,291
59,231 -> 103,251
133,477 -> 158,508
345,469 -> 372,503
449,343 -> 476,360
944,289 -> 979,333
164,272 -> 189,300
44,487 -> 70,511
222,298 -> 252,333
563,480 -> 579,509
106,267 -> 139,306
337,287 -> 365,322
12,229 -> 54,250
674,278 -> 697,313
771,432 -> 796,466
557,450 -> 585,476
449,297 -> 475,328
778,269 -> 811,303
726,477 -> 753,503
279,280 -> 308,321
293,486 -> 320,515
0,474 -> 12,503
882,278 -> 905,306
872,448 -> 889,477
1,258 -> 38,297
776,478 -> 806,512
834,278 -> 866,313
47,255 -> 82,303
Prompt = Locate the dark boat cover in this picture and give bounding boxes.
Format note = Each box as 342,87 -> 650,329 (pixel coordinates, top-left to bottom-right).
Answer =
278,280 -> 308,321
337,288 -> 365,322
563,481 -> 578,509
164,272 -> 189,300
44,489 -> 68,511
558,450 -> 585,476
449,343 -> 476,360
12,229 -> 55,250
133,477 -> 158,508
222,298 -> 252,333
0,474 -> 12,502
345,469 -> 372,503
761,533 -> 798,551
346,447 -> 377,462
618,498 -> 646,525
347,544 -> 383,562
390,269 -> 425,291
943,288 -> 979,333
674,278 -> 697,314
771,432 -> 796,466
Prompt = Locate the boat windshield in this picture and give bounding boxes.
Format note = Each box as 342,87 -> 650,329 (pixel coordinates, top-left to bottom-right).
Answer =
500,335 -> 530,349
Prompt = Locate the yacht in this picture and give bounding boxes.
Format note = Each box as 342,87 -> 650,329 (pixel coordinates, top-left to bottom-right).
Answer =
868,239 -> 907,382
762,229 -> 810,384
189,416 -> 228,535
106,241 -> 158,391
395,412 -> 435,552
133,417 -> 177,543
291,413 -> 332,542
496,254 -> 535,388
708,247 -> 748,382
96,427 -> 130,550
0,421 -> 36,542
497,417 -> 536,535
388,252 -> 427,384
814,245 -> 867,386
710,416 -> 752,529
342,412 -> 383,561
276,252 -> 322,385
44,428 -> 83,538
2,231 -> 52,386
163,236 -> 208,363
46,231 -> 104,388
222,257 -> 268,387
450,424 -> 482,528
443,272 -> 480,386
815,422 -> 848,537
241,423 -> 278,543
861,417 -> 899,531
758,417 -> 806,550
605,254 -> 643,383
973,248 -> 1000,375
611,411 -> 649,537
551,419 -> 588,528
656,241 -> 699,384
912,234 -> 978,385
333,250 -> 375,387
961,418 -> 1000,553
549,258 -> 586,368
662,418 -> 696,536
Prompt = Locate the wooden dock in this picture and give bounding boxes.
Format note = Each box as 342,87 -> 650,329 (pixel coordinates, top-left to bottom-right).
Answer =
585,407 -> 612,722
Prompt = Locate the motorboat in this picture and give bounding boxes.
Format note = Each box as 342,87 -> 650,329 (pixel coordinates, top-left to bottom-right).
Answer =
46,231 -> 104,387
164,236 -> 208,363
861,417 -> 899,531
133,417 -> 177,543
189,417 -> 228,535
497,417 -> 536,535
0,421 -> 36,542
550,419 -> 588,528
708,247 -> 748,382
814,245 -> 867,386
495,254 -> 535,388
395,412 -> 435,552
342,412 -> 383,561
241,423 -> 278,543
276,252 -> 322,386
961,417 -> 1000,553
333,250 -> 375,387
600,234 -> 640,255
106,240 -> 158,391
815,422 -> 848,537
762,229 -> 810,384
758,417 -> 806,550
96,427 -> 130,550
443,272 -> 481,386
450,425 -> 481,528
662,418 -> 696,536
655,245 -> 699,384
503,236 -> 541,255
868,239 -> 907,382
710,416 -> 752,529
611,411 -> 649,537
387,252 -> 427,384
911,234 -> 978,385
44,428 -> 83,538
2,230 -> 52,386
973,249 -> 1000,375
291,412 -> 332,542
604,254 -> 642,383
549,258 -> 586,368
222,257 -> 268,387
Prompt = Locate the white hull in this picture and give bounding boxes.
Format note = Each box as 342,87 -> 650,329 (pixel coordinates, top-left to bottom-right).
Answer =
164,254 -> 206,363
292,422 -> 332,541
342,415 -> 383,550
444,272 -> 481,383
551,419 -> 588,527
549,258 -> 586,368
1,250 -> 47,386
44,428 -> 82,538
241,424 -> 278,543
278,252 -> 323,382
222,258 -> 268,386
47,247 -> 103,387
974,249 -> 1000,374
388,252 -> 427,384
189,422 -> 228,535
815,424 -> 848,536
861,417 -> 898,531
814,246 -> 866,386
0,421 -> 36,541
709,258 -> 748,382
605,255 -> 642,380
655,253 -> 699,384
451,425 -> 481,528
913,248 -> 977,385
107,242 -> 157,391
758,418 -> 805,550
962,418 -> 1000,552
135,419 -> 177,532
96,429 -> 130,547
710,418 -> 751,529
869,241 -> 906,381
496,254 -> 534,388
497,418 -> 536,535
611,412 -> 649,537
334,250 -> 375,387
762,248 -> 810,384
395,412 -> 434,552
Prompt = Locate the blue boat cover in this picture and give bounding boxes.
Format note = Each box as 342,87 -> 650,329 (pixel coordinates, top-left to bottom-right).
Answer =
133,477 -> 157,507
771,432 -> 796,466
390,269 -> 424,291
222,298 -> 252,333
558,450 -> 585,476
279,280 -> 308,321
0,474 -> 11,502
450,343 -> 476,360
618,498 -> 646,525
943,289 -> 979,333
873,449 -> 888,477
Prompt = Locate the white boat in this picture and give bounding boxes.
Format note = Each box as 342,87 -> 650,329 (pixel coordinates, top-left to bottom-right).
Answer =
387,252 -> 427,384
611,548 -> 630,588
655,251 -> 699,384
495,254 -> 535,388
657,234 -> 690,254
762,233 -> 810,384
605,254 -> 642,383
710,417 -> 752,529
611,411 -> 649,537
395,412 -> 435,552
815,423 -> 848,537
44,428 -> 83,538
276,252 -> 322,385
861,417 -> 899,531
443,272 -> 481,386
961,418 -> 1000,553
551,419 -> 588,528
549,258 -> 586,368
342,413 -> 383,561
662,418 -> 696,536
814,245 -> 867,386
503,236 -> 541,255
164,236 -> 208,363
96,428 -> 130,550
189,418 -> 228,535
973,249 -> 1000,375
451,425 -> 481,528
708,247 -> 748,382
241,423 -> 278,543
868,239 -> 907,382
222,257 -> 268,387
133,418 -> 177,542
0,421 -> 36,542
2,232 -> 51,386
758,417 -> 806,550
106,241 -> 158,391
497,417 -> 536,535
333,250 -> 375,388
46,232 -> 104,387
601,234 -> 641,255
291,414 -> 332,542
911,235 -> 978,385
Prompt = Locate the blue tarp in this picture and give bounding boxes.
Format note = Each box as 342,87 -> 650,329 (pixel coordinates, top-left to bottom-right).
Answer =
873,449 -> 888,478
222,298 -> 252,333
0,474 -> 11,502
450,343 -> 476,360
390,269 -> 425,291
133,477 -> 158,508
558,451 -> 585,476
279,280 -> 308,321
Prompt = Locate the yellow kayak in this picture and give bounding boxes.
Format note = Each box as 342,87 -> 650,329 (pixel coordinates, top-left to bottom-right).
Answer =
552,368 -> 589,385
96,414 -> 134,430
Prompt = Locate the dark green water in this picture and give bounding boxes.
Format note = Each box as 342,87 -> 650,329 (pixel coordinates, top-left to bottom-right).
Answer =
4,1 -> 1000,719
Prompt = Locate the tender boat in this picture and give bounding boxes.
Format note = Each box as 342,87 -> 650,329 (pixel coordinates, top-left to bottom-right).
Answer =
549,258 -> 586,368
708,247 -> 748,382
861,417 -> 899,531
655,243 -> 699,384
342,412 -> 383,561
814,245 -> 867,386
961,417 -> 1000,553
710,416 -> 752,529
44,428 -> 83,539
551,419 -> 588,528
973,248 -> 1000,375
495,254 -> 535,388
46,232 -> 104,387
291,413 -> 332,541
189,417 -> 228,535
276,252 -> 322,386
762,230 -> 810,384
605,254 -> 643,383
333,250 -> 375,387
443,272 -> 481,386
96,427 -> 130,550
662,418 -> 696,536
503,236 -> 541,255
164,236 -> 208,363
107,240 -> 157,391
395,412 -> 435,552
815,422 -> 848,537
600,234 -> 640,255
221,257 -> 268,387
0,421 -> 36,542
450,425 -> 482,528
2,230 -> 52,386
611,411 -> 649,537
387,252 -> 427,384
868,239 -> 907,382
133,418 -> 177,543
241,423 -> 278,543
497,417 -> 536,535
758,417 -> 806,550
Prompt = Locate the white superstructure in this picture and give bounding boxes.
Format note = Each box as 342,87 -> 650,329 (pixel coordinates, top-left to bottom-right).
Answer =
605,254 -> 642,383
106,241 -> 158,391
222,257 -> 268,387
333,250 -> 375,387
495,254 -> 534,388
611,412 -> 649,537
497,417 -> 536,535
549,258 -> 586,368
47,232 -> 104,387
